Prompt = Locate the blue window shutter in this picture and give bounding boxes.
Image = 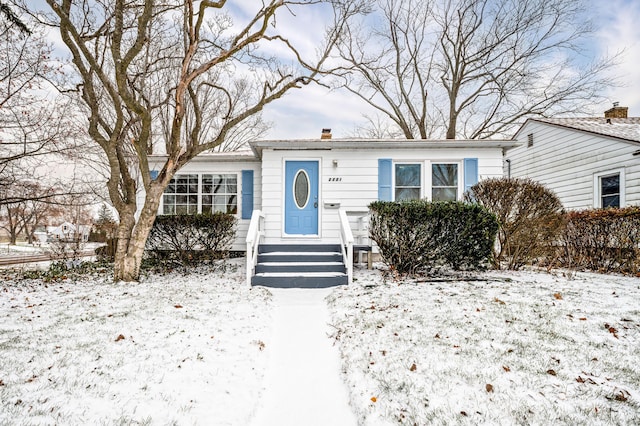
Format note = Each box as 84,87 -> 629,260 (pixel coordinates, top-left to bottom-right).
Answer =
378,159 -> 392,201
150,170 -> 159,180
241,170 -> 254,219
464,158 -> 479,193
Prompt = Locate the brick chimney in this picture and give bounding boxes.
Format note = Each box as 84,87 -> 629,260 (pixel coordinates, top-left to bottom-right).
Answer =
604,102 -> 628,119
321,128 -> 332,139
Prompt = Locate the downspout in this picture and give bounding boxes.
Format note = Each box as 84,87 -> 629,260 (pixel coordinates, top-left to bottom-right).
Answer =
505,159 -> 511,179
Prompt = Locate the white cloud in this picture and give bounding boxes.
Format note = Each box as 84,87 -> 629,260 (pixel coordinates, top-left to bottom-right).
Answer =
595,0 -> 640,115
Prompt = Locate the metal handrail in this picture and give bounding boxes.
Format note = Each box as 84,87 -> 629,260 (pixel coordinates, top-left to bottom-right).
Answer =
245,210 -> 265,287
338,209 -> 354,284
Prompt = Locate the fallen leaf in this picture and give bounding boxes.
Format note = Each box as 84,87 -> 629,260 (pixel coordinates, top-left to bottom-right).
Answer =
115,334 -> 125,342
579,317 -> 587,321
174,305 -> 183,309
409,363 -> 417,372
576,376 -> 585,383
494,298 -> 506,305
553,293 -> 563,300
604,323 -> 619,338
460,411 -> 468,416
371,397 -> 377,403
614,391 -> 628,402
503,366 -> 511,372
547,369 -> 557,376
485,384 -> 494,393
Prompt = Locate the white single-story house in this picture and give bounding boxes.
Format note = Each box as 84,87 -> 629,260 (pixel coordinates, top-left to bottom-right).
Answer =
46,221 -> 91,242
506,105 -> 640,210
146,136 -> 518,287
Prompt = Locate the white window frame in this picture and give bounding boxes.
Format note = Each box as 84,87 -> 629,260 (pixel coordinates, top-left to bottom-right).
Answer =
426,160 -> 463,201
201,173 -> 239,215
393,162 -> 423,201
593,168 -> 625,208
160,172 -> 240,216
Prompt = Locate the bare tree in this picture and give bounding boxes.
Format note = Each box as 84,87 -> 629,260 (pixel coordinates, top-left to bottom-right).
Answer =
16,0 -> 365,281
334,0 -> 618,139
0,202 -> 24,244
0,7 -> 85,206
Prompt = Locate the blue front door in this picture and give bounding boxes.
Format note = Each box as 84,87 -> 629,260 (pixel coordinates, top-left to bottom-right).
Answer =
285,161 -> 319,235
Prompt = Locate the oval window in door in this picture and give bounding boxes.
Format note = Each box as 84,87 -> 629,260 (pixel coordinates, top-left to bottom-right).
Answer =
293,170 -> 310,209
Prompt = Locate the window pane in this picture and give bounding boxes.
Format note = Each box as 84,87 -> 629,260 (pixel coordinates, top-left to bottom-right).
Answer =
294,170 -> 310,208
395,188 -> 420,201
432,187 -> 457,202
601,174 -> 619,196
432,164 -> 458,187
163,205 -> 175,215
602,195 -> 619,208
395,164 -> 421,187
176,205 -> 188,215
227,195 -> 238,214
202,195 -> 212,206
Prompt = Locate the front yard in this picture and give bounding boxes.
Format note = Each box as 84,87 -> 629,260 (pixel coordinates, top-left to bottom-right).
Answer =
1,260 -> 639,425
327,268 -> 640,425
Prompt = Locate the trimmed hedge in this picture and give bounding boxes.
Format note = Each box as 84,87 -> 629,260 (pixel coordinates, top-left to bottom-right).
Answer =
557,207 -> 640,274
369,200 -> 498,274
145,213 -> 237,266
465,178 -> 565,270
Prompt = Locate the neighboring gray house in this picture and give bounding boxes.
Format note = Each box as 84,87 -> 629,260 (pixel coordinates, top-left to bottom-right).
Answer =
506,104 -> 640,210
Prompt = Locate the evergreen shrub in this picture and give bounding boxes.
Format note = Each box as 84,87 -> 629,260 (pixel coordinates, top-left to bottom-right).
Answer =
145,213 -> 236,266
368,200 -> 498,274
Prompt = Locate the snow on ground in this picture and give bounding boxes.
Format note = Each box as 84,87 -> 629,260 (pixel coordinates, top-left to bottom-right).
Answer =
251,288 -> 357,426
2,259 -> 640,425
0,259 -> 272,426
327,266 -> 640,425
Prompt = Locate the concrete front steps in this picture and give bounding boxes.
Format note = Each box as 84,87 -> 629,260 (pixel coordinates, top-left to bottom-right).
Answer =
251,244 -> 348,288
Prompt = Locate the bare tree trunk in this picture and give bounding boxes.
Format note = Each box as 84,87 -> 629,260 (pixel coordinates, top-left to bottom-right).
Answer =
113,186 -> 163,281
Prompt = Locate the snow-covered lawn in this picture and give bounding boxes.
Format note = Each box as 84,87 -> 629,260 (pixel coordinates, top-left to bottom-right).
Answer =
0,259 -> 272,425
327,267 -> 640,425
2,259 -> 640,425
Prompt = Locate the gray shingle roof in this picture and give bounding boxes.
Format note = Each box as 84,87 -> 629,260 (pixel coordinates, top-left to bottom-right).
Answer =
530,117 -> 640,143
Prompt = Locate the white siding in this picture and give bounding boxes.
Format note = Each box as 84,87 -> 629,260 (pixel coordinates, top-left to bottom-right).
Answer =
260,147 -> 504,244
506,122 -> 640,210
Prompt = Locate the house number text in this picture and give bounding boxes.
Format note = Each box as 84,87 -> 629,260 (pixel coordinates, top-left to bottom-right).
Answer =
328,177 -> 342,182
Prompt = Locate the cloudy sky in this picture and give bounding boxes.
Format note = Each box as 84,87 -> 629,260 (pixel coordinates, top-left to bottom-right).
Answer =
33,0 -> 640,141
260,0 -> 640,140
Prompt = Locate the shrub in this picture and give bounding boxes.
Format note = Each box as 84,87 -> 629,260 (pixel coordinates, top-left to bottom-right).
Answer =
145,213 -> 237,267
465,178 -> 564,270
369,200 -> 498,274
557,207 -> 640,274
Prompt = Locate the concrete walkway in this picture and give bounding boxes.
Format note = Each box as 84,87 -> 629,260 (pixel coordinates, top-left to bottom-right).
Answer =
251,288 -> 357,426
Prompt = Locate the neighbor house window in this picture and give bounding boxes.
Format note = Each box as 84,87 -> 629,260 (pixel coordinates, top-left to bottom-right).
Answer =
600,173 -> 620,208
432,163 -> 458,201
162,174 -> 199,215
594,169 -> 624,209
395,164 -> 421,201
202,174 -> 237,214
